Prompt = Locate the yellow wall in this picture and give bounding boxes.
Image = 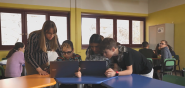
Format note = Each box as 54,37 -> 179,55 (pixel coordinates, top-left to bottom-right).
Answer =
0,2 -> 145,61
146,4 -> 185,69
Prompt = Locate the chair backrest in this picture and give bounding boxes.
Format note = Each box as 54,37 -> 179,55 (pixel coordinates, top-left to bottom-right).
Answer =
163,75 -> 185,86
175,55 -> 179,60
2,58 -> 7,60
147,58 -> 153,62
0,66 -> 5,79
164,58 -> 176,66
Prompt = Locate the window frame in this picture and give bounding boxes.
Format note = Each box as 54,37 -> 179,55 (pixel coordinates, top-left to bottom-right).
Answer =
0,8 -> 70,50
81,14 -> 146,49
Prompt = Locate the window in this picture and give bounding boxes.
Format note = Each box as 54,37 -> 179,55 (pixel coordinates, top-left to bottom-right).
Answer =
117,20 -> 129,44
100,18 -> 113,38
1,12 -> 22,45
81,14 -> 145,48
81,18 -> 96,45
27,14 -> 46,38
0,8 -> 70,50
50,16 -> 68,45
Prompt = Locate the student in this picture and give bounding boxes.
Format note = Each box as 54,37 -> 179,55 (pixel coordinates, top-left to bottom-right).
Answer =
139,41 -> 155,58
56,40 -> 81,88
5,42 -> 25,78
76,34 -> 108,88
85,35 -> 104,55
160,40 -> 172,61
100,38 -> 153,78
57,40 -> 81,61
24,20 -> 62,75
154,44 -> 161,57
85,34 -> 108,62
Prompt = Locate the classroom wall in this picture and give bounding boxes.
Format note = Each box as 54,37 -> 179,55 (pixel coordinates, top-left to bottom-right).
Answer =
78,0 -> 148,14
148,0 -> 185,13
147,3 -> 185,69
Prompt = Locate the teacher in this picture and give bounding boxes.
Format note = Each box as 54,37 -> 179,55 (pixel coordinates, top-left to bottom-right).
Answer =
24,20 -> 62,75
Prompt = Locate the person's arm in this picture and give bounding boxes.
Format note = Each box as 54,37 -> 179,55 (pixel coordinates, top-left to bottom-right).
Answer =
26,33 -> 48,75
78,56 -> 82,61
20,52 -> 25,64
105,65 -> 133,77
163,47 -> 169,59
26,33 -> 40,69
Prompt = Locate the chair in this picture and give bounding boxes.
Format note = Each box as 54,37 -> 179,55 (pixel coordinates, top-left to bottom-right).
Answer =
175,55 -> 180,70
147,58 -> 153,66
163,75 -> 185,86
0,66 -> 5,79
160,58 -> 176,79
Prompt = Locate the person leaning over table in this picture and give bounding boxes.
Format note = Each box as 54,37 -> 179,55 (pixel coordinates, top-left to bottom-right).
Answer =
24,20 -> 62,75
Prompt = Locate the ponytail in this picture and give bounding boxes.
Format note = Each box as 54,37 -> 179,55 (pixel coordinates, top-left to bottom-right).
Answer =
6,42 -> 24,58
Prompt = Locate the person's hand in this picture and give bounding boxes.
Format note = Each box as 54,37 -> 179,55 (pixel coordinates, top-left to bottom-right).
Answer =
75,71 -> 81,78
75,67 -> 81,78
36,67 -> 49,75
105,68 -> 116,77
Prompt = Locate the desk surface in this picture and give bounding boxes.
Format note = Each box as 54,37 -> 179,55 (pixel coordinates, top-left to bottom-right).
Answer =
0,74 -> 56,88
55,76 -> 116,84
102,74 -> 185,88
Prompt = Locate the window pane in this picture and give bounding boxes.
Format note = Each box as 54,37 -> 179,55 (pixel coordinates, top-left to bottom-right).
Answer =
27,14 -> 46,38
132,20 -> 144,44
50,16 -> 67,45
1,12 -> 22,45
100,19 -> 113,38
81,18 -> 96,45
117,20 -> 129,44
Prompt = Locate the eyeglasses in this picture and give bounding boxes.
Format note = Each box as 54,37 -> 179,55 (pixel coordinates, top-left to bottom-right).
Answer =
160,43 -> 166,45
61,51 -> 73,55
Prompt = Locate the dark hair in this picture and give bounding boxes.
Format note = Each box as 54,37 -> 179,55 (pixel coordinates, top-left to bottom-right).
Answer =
39,20 -> 58,52
155,43 -> 160,55
168,45 -> 173,53
89,34 -> 102,44
161,40 -> 168,45
100,38 -> 117,51
61,40 -> 74,50
142,41 -> 149,48
6,42 -> 24,58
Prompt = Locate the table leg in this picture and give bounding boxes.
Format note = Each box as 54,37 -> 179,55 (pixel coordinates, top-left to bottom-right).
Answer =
77,84 -> 83,88
23,66 -> 26,76
55,82 -> 59,88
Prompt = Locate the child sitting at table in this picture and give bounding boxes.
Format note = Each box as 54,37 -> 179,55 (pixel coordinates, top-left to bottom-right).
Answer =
100,38 -> 153,78
45,40 -> 81,88
5,42 -> 25,78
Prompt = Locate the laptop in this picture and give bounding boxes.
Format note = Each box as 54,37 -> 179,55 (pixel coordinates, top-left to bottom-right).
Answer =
50,61 -> 79,78
79,61 -> 107,76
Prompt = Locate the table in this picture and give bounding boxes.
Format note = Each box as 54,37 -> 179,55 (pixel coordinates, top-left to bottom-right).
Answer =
0,74 -> 56,88
0,63 -> 26,76
102,74 -> 185,88
55,76 -> 116,88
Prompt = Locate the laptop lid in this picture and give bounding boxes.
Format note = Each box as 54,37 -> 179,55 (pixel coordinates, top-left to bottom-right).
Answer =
50,61 -> 79,78
79,61 -> 107,76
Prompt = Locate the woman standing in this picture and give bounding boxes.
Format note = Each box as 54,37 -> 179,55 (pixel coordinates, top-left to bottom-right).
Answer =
24,20 -> 62,75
